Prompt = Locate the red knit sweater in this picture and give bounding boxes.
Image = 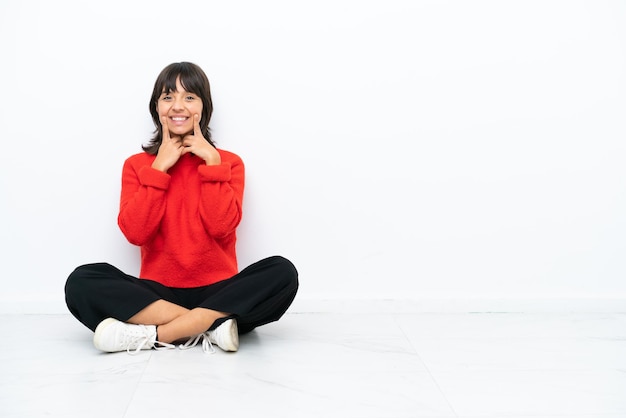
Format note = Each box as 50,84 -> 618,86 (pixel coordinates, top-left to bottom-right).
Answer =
118,150 -> 244,287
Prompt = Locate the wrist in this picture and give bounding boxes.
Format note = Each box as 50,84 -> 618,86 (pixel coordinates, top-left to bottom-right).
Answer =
204,152 -> 221,166
151,160 -> 169,172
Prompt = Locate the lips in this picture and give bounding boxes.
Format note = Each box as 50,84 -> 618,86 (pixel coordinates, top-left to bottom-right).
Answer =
169,116 -> 189,126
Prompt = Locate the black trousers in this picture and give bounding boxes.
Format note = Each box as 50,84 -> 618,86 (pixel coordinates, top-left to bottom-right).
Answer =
65,255 -> 299,334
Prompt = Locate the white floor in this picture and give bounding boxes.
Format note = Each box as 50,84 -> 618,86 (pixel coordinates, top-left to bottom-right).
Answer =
1,310 -> 626,418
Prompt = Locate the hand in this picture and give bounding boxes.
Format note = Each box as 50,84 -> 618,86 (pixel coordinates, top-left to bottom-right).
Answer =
152,116 -> 184,172
182,114 -> 221,166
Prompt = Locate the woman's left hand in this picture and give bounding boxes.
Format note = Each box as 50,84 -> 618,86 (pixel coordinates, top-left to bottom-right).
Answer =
182,114 -> 221,166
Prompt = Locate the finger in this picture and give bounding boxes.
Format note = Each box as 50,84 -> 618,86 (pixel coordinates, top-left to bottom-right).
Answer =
193,114 -> 201,137
181,138 -> 193,154
160,116 -> 171,142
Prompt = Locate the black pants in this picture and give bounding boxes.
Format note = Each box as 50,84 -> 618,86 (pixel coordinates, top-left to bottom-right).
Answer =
65,255 -> 299,334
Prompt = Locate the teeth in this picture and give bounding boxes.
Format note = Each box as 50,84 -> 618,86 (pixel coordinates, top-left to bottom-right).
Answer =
171,117 -> 187,121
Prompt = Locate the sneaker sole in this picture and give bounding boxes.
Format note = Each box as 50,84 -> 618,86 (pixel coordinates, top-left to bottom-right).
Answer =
221,319 -> 240,352
93,317 -> 119,352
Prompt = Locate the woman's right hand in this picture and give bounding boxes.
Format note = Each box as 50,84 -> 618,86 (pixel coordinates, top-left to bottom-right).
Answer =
152,116 -> 184,172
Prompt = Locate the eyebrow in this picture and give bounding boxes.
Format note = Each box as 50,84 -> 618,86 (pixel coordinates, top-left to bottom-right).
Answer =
160,89 -> 197,95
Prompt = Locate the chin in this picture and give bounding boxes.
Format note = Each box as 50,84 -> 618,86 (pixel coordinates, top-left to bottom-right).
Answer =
170,128 -> 193,136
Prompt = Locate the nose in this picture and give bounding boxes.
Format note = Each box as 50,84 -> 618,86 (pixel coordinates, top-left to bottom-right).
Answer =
172,95 -> 186,111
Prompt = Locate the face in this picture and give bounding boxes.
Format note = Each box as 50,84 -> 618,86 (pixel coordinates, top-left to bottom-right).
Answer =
157,77 -> 203,136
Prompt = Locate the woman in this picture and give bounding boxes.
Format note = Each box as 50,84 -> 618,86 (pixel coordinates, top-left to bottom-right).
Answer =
65,62 -> 299,354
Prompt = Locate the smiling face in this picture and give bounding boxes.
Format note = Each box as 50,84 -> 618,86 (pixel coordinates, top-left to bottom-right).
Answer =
157,77 -> 203,137
146,62 -> 215,155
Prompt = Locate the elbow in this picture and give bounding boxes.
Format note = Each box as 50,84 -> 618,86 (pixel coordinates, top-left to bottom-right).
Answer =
205,214 -> 242,239
118,217 -> 149,246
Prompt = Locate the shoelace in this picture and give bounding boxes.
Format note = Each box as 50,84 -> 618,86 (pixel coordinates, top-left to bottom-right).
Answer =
121,325 -> 153,355
154,341 -> 176,351
179,332 -> 216,354
127,338 -> 175,355
123,325 -> 175,355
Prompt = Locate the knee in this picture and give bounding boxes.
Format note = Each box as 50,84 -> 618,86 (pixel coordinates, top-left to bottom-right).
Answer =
65,264 -> 89,300
271,256 -> 299,291
65,262 -> 112,298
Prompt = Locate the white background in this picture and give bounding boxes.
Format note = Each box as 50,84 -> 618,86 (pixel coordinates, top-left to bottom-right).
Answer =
1,0 -> 625,313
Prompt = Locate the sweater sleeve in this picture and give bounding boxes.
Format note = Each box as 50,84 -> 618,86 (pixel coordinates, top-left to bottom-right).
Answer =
117,157 -> 170,246
197,151 -> 245,238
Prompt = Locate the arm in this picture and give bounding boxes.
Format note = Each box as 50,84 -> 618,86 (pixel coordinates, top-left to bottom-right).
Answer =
183,115 -> 244,238
119,117 -> 183,245
117,158 -> 170,246
197,152 -> 245,238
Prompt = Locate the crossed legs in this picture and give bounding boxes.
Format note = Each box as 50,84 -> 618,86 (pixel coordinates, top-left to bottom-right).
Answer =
127,300 -> 229,343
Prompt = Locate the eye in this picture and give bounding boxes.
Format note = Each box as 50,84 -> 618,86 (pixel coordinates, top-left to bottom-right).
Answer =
185,95 -> 197,101
160,94 -> 172,101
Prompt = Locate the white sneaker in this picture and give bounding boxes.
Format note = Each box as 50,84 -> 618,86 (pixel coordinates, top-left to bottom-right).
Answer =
93,318 -> 173,354
179,333 -> 217,354
179,319 -> 239,354
207,318 -> 239,352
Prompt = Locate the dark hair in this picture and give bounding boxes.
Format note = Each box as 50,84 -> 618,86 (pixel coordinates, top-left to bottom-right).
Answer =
143,62 -> 215,154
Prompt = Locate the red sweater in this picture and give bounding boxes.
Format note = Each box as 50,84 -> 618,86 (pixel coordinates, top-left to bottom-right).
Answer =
118,150 -> 244,287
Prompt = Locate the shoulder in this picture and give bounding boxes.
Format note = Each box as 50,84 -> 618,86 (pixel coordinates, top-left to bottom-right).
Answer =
217,149 -> 244,166
124,151 -> 156,167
